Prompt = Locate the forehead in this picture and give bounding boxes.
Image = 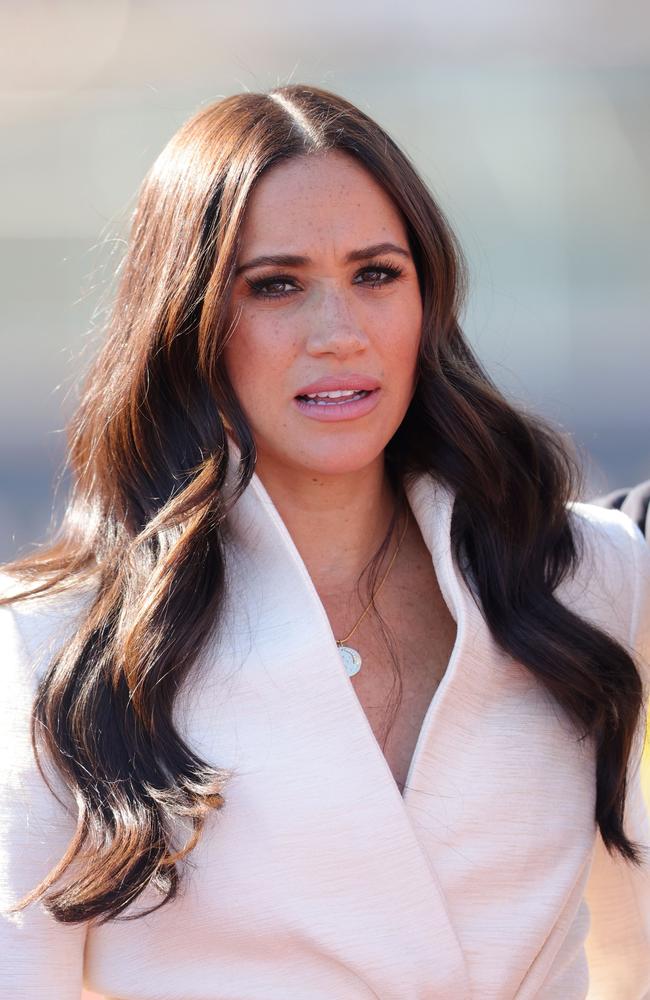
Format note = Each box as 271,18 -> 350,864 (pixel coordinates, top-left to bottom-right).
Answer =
238,150 -> 408,254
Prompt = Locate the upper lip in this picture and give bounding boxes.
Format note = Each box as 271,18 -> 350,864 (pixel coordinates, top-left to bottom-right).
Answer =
295,374 -> 381,396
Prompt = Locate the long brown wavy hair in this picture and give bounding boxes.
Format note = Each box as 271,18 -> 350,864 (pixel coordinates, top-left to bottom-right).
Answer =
2,84 -> 646,926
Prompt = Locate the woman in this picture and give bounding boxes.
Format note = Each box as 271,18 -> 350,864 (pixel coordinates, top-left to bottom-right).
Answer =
1,85 -> 649,999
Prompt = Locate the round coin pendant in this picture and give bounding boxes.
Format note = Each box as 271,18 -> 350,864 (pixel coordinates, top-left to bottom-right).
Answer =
338,644 -> 362,678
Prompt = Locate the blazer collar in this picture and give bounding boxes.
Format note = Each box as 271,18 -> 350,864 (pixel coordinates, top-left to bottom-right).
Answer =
221,440 -> 487,763
222,438 -> 479,629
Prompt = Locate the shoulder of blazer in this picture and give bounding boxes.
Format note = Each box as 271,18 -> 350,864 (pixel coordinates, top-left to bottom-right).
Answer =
575,508 -> 650,997
563,501 -> 650,665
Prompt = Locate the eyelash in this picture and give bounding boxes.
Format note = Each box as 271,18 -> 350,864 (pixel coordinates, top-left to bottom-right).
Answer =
245,259 -> 404,300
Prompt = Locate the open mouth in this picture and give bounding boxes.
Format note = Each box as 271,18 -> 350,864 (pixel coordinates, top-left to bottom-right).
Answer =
295,389 -> 373,406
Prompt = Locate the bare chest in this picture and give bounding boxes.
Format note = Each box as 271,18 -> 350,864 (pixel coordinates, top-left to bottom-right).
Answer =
325,546 -> 457,796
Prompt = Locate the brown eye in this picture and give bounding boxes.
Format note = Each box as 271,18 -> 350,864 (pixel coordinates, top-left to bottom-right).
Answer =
353,261 -> 404,287
246,275 -> 299,299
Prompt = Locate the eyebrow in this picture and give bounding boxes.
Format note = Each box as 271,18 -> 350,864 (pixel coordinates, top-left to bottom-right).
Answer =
234,241 -> 411,276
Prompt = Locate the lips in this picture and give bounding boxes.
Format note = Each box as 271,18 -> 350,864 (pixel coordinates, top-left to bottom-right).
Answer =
294,373 -> 381,396
293,385 -> 381,421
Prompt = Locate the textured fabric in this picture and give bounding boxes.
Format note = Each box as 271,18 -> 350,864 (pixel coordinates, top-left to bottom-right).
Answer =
1,458 -> 649,999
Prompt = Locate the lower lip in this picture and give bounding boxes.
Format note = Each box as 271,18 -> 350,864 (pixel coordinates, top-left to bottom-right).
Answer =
293,388 -> 381,422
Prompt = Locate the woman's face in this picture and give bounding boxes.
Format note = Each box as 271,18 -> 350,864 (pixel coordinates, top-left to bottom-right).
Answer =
223,150 -> 423,481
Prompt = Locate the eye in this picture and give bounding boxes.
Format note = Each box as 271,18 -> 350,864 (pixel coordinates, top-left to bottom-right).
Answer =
245,274 -> 299,299
353,259 -> 404,288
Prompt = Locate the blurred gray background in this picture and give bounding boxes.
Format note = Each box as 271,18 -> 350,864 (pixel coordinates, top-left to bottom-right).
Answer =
1,0 -> 649,562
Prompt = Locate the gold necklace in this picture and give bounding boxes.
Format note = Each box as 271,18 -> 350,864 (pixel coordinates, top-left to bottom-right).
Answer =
336,507 -> 410,678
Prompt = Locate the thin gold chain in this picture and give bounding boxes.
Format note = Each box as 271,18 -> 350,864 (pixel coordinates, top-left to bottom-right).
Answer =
337,507 -> 410,646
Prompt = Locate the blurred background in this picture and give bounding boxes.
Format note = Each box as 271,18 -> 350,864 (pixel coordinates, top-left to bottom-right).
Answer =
0,0 -> 648,561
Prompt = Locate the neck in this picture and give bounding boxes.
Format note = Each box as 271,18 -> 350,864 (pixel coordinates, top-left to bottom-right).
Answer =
253,452 -> 398,597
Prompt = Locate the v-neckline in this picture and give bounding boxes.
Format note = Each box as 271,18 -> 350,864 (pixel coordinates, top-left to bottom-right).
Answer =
226,449 -> 485,807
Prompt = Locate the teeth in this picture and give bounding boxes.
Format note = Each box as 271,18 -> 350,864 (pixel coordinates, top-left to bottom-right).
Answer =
305,389 -> 362,399
299,388 -> 370,407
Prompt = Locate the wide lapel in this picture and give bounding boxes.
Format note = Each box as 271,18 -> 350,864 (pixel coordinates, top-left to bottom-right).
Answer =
400,470 -> 489,803
221,444 -> 471,993
398,474 -> 598,997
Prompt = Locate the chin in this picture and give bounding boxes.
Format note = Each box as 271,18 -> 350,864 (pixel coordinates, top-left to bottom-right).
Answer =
252,418 -> 402,480
284,440 -> 388,479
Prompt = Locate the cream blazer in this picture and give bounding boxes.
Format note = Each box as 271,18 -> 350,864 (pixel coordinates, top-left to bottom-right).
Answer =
1,452 -> 650,999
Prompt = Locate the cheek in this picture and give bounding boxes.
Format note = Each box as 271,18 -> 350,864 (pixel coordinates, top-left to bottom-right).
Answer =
380,296 -> 422,367
223,313 -> 295,399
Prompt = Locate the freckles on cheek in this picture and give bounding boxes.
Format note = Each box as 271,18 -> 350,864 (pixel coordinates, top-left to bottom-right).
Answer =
386,320 -> 421,362
232,317 -> 300,400
258,321 -> 301,365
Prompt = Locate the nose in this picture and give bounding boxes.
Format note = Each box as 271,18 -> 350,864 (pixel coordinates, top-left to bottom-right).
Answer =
304,284 -> 368,358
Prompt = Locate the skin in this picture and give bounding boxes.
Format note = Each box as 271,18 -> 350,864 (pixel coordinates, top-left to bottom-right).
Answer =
223,150 -> 423,597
